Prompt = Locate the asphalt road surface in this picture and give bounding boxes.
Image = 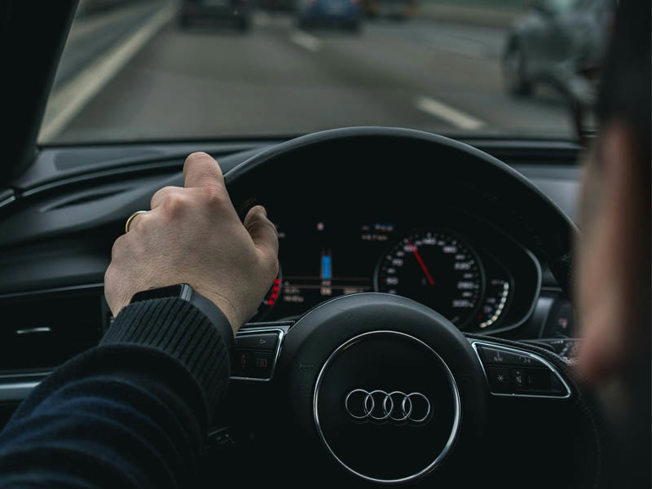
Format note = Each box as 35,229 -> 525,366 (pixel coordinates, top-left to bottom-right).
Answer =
43,5 -> 576,143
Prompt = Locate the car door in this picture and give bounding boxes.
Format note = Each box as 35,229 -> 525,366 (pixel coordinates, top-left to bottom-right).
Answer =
527,0 -> 578,78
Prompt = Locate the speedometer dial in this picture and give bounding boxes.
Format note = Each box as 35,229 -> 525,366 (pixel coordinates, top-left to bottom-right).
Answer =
374,230 -> 484,327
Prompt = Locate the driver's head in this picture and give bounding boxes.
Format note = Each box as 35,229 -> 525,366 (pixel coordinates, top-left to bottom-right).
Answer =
574,0 -> 650,485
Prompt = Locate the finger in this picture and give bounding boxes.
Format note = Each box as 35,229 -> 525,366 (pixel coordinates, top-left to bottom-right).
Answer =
244,206 -> 279,258
125,210 -> 148,234
151,186 -> 183,209
110,233 -> 128,261
183,152 -> 225,189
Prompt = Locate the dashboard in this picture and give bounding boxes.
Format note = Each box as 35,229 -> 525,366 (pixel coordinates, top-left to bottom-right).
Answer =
256,214 -> 541,334
0,135 -> 582,402
0,133 -> 593,489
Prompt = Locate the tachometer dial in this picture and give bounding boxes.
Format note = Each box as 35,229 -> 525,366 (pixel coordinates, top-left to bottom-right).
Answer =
478,278 -> 510,329
374,230 -> 484,327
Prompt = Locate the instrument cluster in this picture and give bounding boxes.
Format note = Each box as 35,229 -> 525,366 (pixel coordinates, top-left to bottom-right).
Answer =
254,214 -> 541,334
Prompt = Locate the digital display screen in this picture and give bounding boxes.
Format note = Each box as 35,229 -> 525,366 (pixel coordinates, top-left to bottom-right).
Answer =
270,221 -> 395,318
260,219 -> 522,333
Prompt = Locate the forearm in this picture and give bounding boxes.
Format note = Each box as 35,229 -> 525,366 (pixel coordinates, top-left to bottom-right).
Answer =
0,298 -> 233,488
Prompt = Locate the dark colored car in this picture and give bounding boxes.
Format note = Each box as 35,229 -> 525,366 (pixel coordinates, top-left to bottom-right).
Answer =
297,0 -> 362,31
502,0 -> 615,99
179,0 -> 252,31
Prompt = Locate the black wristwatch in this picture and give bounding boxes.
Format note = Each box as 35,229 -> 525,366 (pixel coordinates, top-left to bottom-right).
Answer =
130,283 -> 233,341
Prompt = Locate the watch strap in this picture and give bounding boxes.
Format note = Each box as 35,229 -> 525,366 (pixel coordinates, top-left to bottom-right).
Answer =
130,284 -> 234,350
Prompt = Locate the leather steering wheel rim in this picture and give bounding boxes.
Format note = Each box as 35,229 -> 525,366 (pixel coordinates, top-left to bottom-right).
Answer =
225,126 -> 578,295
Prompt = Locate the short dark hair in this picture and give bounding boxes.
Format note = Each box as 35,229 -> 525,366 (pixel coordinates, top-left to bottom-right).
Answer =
596,0 -> 651,151
594,3 -> 651,488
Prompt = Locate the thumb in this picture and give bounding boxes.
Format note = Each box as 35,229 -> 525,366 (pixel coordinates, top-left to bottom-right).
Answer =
244,206 -> 279,259
183,152 -> 225,189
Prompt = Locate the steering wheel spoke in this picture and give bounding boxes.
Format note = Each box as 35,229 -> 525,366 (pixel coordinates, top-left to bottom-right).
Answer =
230,321 -> 293,382
218,127 -> 597,487
468,339 -> 572,399
254,293 -> 488,485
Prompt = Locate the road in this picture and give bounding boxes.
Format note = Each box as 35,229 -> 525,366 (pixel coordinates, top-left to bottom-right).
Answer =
41,4 -> 575,143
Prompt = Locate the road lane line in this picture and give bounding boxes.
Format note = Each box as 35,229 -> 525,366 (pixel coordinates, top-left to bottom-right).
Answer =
68,2 -> 159,43
415,96 -> 485,130
290,30 -> 321,52
39,3 -> 176,142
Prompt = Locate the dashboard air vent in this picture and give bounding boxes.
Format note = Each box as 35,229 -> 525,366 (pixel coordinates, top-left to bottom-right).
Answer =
0,287 -> 105,373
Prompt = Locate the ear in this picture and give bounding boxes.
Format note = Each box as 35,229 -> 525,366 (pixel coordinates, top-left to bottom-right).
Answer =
574,121 -> 651,383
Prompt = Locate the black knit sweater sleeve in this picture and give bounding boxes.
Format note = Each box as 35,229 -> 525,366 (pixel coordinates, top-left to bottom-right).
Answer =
0,297 -> 233,489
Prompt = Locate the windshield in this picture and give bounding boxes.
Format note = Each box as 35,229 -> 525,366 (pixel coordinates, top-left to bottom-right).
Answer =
38,0 -> 613,144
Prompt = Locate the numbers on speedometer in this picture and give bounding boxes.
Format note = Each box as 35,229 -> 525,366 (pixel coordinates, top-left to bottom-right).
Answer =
374,230 -> 484,327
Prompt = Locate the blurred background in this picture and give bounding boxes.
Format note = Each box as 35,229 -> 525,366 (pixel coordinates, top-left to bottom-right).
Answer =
40,0 -> 612,143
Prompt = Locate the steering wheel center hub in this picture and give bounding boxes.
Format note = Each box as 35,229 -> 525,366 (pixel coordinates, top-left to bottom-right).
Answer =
275,293 -> 486,485
314,330 -> 460,483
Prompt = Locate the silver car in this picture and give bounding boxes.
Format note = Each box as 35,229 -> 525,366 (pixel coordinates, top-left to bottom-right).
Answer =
502,0 -> 616,100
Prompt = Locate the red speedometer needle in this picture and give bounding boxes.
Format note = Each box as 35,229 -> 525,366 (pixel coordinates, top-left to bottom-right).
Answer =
407,240 -> 435,286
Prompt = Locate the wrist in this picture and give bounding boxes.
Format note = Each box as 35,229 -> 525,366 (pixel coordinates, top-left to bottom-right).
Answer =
129,283 -> 235,342
196,289 -> 242,334
102,295 -> 234,417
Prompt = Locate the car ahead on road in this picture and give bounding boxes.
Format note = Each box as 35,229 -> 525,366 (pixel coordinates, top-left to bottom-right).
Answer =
297,0 -> 362,31
502,0 -> 615,99
179,0 -> 252,31
0,1 -> 648,489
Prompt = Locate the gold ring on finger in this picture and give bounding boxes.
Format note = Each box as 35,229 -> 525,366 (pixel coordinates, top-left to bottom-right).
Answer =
125,210 -> 147,233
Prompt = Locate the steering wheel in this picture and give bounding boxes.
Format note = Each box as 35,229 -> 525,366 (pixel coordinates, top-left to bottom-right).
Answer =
218,128 -> 603,488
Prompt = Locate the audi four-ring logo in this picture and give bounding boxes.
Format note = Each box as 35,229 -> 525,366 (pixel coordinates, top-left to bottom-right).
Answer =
344,389 -> 432,424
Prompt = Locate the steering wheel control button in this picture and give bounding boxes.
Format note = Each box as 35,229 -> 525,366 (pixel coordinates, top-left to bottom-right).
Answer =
512,368 -> 527,389
234,333 -> 278,351
314,331 -> 460,483
232,350 -> 253,376
476,345 -> 536,366
231,350 -> 274,379
472,341 -> 571,399
230,329 -> 284,381
486,367 -> 512,393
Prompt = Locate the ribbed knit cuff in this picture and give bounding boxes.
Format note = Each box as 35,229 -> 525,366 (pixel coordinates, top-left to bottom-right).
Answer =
100,298 -> 232,415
